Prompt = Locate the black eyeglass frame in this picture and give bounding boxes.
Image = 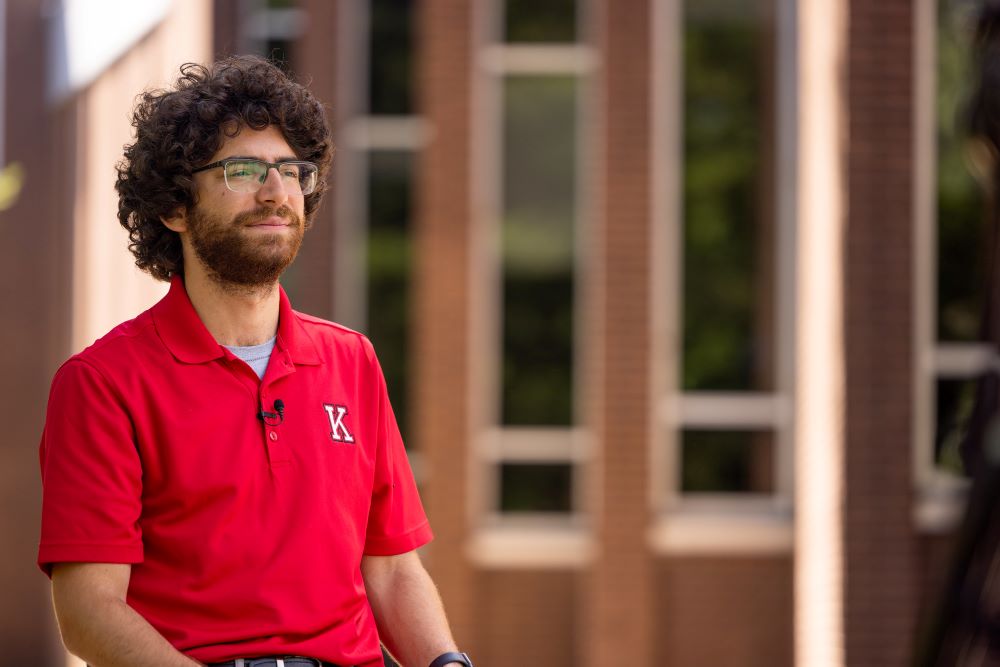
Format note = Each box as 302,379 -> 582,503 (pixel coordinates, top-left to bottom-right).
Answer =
191,158 -> 319,195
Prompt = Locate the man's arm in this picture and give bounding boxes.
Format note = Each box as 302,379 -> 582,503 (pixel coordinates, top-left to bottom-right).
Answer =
361,551 -> 466,667
50,563 -> 202,667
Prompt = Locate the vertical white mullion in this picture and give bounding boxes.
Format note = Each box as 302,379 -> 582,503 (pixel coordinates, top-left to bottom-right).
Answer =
573,7 -> 593,521
794,0 -> 847,663
774,0 -> 798,509
657,0 -> 684,512
470,0 -> 503,523
912,0 -> 936,493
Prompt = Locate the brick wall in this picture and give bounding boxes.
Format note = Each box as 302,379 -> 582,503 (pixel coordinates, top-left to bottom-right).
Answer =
415,0 -> 478,654
655,557 -> 793,667
290,0 -> 341,320
0,1 -> 72,661
477,570 -> 578,667
844,0 -> 921,664
582,0 -> 655,664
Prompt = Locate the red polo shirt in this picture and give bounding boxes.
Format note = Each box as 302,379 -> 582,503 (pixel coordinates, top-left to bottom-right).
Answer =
38,276 -> 432,666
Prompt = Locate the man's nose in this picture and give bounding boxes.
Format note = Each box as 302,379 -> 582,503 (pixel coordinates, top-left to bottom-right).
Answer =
256,167 -> 290,204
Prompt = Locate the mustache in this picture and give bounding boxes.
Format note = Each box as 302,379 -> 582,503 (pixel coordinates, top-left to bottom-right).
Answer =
235,205 -> 302,228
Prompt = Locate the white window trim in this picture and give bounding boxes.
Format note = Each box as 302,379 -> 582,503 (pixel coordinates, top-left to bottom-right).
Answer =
912,0 -> 975,533
467,523 -> 593,569
334,3 -> 426,331
467,2 -> 595,567
649,0 -> 798,554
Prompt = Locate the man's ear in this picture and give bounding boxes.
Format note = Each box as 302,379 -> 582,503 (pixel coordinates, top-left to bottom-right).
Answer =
161,208 -> 188,233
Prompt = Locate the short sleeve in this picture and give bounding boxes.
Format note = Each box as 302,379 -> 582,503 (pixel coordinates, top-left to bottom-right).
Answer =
363,344 -> 433,555
38,359 -> 144,575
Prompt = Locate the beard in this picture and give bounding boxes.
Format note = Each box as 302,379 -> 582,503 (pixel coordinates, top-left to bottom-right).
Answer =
187,202 -> 304,291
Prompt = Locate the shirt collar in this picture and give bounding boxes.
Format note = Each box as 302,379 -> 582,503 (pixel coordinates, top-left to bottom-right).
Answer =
152,275 -> 320,366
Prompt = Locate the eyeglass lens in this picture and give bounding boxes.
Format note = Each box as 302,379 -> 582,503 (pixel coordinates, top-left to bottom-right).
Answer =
223,159 -> 318,195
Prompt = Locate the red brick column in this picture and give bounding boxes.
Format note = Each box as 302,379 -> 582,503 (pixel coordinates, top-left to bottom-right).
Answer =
583,0 -> 654,664
844,0 -> 920,663
1,0 -> 73,661
415,0 -> 477,652
291,0 -> 342,320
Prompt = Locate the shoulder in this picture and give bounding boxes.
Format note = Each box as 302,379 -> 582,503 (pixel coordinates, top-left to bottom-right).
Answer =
292,310 -> 378,361
48,311 -> 160,403
70,310 -> 158,371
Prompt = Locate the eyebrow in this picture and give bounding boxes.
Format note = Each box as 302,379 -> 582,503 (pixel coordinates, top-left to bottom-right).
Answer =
220,155 -> 301,163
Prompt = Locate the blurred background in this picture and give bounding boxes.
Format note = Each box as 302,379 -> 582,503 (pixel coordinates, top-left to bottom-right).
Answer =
0,0 -> 988,665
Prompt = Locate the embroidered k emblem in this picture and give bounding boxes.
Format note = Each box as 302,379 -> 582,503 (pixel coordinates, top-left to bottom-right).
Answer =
323,404 -> 355,443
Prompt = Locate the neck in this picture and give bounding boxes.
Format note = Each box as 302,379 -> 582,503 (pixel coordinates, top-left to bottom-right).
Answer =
181,262 -> 281,347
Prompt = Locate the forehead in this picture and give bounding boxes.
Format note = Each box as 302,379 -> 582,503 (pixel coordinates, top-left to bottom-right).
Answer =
210,125 -> 296,161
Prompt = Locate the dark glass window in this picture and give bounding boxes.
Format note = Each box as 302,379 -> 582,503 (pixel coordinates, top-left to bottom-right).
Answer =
500,463 -> 573,512
367,150 -> 414,441
504,0 -> 577,42
937,0 -> 987,342
501,75 -> 577,425
935,378 -> 976,475
682,0 -> 775,392
681,430 -> 774,494
370,0 -> 414,114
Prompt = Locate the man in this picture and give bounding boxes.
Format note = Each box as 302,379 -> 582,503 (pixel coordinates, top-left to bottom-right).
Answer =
37,56 -> 472,667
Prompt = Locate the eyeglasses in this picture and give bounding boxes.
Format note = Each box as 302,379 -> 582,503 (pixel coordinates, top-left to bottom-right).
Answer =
192,158 -> 319,195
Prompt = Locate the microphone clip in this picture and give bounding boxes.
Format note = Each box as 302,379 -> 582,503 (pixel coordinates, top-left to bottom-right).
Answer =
258,399 -> 285,426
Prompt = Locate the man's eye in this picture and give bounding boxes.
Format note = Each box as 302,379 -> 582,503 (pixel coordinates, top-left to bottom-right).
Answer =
229,162 -> 261,178
279,166 -> 300,178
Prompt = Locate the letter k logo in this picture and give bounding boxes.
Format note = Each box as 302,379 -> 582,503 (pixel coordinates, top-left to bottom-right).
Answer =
323,404 -> 355,443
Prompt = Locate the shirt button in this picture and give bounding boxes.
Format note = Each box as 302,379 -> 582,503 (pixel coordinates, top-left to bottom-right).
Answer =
269,431 -> 278,441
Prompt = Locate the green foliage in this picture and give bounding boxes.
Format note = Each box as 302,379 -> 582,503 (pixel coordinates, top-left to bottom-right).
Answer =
682,16 -> 766,391
501,75 -> 577,425
937,0 -> 987,342
683,431 -> 752,493
367,152 -> 413,440
504,0 -> 577,42
500,463 -> 573,512
370,0 -> 414,114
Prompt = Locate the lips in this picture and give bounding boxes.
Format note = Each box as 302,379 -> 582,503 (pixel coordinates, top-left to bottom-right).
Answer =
246,216 -> 290,227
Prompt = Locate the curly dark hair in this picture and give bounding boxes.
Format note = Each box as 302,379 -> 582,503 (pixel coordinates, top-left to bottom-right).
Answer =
115,55 -> 333,281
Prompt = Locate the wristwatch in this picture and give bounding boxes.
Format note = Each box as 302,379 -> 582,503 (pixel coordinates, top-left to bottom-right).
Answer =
427,652 -> 473,667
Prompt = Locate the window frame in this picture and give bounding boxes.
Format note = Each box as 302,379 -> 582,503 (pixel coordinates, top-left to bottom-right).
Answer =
467,0 -> 597,567
649,0 -> 798,554
913,0 -> 979,534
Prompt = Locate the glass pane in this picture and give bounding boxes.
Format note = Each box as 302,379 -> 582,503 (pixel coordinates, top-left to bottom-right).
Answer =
937,0 -> 987,342
504,0 -> 577,42
936,377 -> 976,475
370,0 -> 414,114
500,463 -> 573,512
681,0 -> 775,392
501,75 -> 577,425
681,430 -> 774,494
367,150 -> 414,441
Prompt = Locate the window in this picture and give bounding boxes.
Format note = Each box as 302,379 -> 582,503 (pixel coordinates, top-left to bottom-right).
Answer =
474,0 -> 593,528
240,0 -> 304,68
915,0 -> 989,529
651,0 -> 796,552
335,0 -> 424,449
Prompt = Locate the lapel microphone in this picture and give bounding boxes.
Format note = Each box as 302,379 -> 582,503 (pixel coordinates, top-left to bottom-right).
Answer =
258,399 -> 285,425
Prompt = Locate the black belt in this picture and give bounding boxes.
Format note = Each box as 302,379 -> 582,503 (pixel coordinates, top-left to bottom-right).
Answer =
208,658 -> 344,667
